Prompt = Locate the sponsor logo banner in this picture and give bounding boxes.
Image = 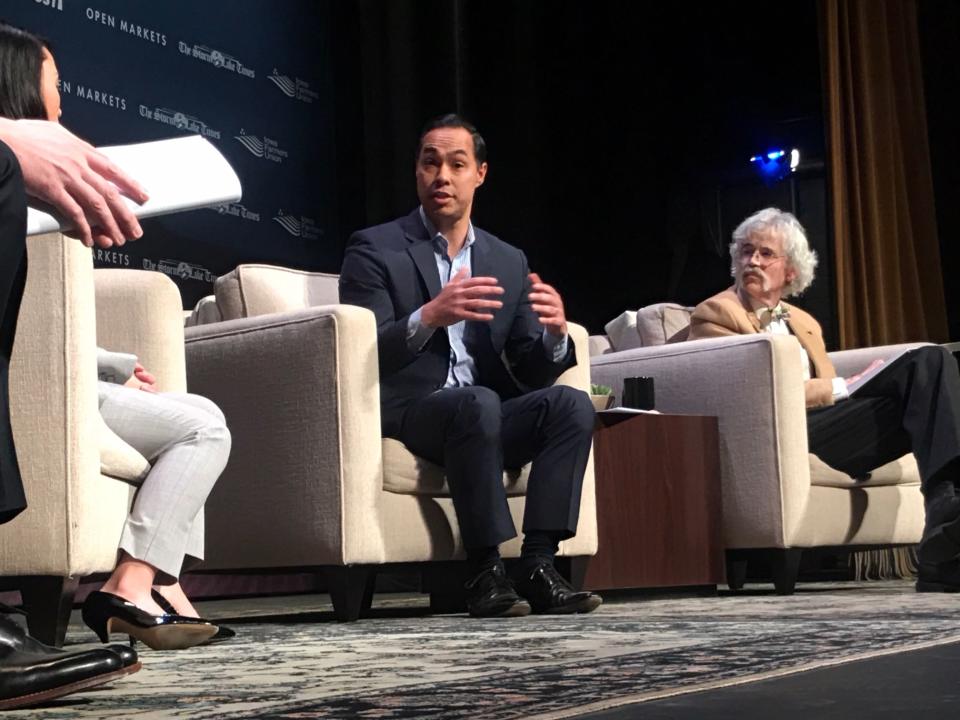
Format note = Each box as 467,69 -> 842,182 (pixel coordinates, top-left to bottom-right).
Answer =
60,78 -> 127,112
274,210 -> 321,240
212,202 -> 261,222
234,130 -> 288,163
268,69 -> 319,103
84,7 -> 168,46
139,105 -> 221,140
177,41 -> 256,78
142,257 -> 217,283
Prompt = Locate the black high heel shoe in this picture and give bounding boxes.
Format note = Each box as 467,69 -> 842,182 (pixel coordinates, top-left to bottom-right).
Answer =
150,590 -> 236,645
82,591 -> 218,651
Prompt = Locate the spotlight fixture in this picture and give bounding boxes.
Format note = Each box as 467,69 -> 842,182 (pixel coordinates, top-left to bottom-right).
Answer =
749,148 -> 800,184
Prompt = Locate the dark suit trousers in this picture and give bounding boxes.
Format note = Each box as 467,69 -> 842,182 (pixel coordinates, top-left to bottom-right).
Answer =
394,384 -> 595,549
0,141 -> 28,525
807,346 -> 960,494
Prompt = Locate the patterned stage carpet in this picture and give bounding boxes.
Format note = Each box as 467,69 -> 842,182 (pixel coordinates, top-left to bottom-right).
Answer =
10,580 -> 960,719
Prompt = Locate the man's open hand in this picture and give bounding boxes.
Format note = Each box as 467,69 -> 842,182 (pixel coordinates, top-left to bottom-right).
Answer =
0,118 -> 148,249
528,272 -> 567,337
421,267 -> 504,327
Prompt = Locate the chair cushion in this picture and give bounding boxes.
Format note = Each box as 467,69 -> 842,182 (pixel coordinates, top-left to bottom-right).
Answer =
603,303 -> 694,350
184,295 -> 222,327
381,438 -> 529,496
808,453 -> 920,488
215,264 -> 340,320
636,303 -> 694,346
603,311 -> 642,352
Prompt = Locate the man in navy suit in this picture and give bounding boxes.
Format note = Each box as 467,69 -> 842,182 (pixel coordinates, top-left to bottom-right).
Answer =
340,114 -> 601,618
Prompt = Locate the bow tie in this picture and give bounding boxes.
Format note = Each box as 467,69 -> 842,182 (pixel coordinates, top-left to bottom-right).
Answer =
759,305 -> 790,324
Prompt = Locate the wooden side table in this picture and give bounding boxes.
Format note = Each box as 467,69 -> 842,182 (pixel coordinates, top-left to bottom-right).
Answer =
577,412 -> 724,591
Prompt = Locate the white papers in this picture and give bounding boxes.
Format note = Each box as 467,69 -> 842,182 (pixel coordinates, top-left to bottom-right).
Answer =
26,135 -> 242,236
597,407 -> 661,415
846,348 -> 914,396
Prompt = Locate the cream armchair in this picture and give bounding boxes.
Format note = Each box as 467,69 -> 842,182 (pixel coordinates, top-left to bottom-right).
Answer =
2,232 -> 186,645
590,304 -> 925,593
184,264 -> 598,619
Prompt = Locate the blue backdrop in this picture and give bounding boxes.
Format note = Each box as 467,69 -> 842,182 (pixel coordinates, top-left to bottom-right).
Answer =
5,0 -> 339,306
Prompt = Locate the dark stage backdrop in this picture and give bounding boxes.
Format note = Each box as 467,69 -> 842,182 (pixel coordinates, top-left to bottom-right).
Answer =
351,0 -> 835,338
4,0 -> 342,307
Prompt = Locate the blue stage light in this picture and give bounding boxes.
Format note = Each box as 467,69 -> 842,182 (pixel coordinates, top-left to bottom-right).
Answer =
749,148 -> 799,184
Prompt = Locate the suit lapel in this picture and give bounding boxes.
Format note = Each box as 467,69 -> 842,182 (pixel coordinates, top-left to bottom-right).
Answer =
727,288 -> 762,332
402,212 -> 443,300
470,232 -> 490,281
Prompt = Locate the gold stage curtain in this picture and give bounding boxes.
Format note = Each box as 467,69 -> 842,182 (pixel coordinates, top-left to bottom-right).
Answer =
820,0 -> 948,348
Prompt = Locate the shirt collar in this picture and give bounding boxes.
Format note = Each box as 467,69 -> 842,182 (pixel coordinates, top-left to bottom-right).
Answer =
418,206 -> 476,254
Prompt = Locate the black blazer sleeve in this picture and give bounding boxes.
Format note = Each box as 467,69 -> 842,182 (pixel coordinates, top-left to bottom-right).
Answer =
339,231 -> 424,377
502,249 -> 576,390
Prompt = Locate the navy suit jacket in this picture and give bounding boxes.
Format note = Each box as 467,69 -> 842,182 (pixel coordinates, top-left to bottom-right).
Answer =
339,209 -> 576,436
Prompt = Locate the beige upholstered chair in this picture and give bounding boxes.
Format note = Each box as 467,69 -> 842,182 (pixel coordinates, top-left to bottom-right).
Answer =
184,264 -> 598,619
590,303 -> 925,593
2,232 -> 186,645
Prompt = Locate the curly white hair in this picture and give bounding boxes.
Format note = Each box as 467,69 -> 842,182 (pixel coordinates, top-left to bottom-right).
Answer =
729,207 -> 818,297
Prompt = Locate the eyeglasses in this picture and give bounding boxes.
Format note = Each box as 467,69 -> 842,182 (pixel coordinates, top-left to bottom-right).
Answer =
738,245 -> 785,265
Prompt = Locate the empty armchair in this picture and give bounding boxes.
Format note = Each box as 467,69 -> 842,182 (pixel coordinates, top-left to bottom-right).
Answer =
184,264 -> 598,619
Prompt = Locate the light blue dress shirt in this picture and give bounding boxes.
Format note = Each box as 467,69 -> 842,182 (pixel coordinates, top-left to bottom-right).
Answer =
406,206 -> 567,388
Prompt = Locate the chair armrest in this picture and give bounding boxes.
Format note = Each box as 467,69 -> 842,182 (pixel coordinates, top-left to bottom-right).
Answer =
829,342 -> 933,378
591,334 -> 812,548
555,322 -> 591,392
184,304 -> 387,567
94,269 -> 186,393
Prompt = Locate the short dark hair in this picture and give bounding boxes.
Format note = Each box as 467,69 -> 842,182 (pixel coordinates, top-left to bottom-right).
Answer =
417,113 -> 487,165
0,22 -> 49,121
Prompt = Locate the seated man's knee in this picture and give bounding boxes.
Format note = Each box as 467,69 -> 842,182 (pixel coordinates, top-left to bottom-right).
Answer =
550,386 -> 595,433
452,386 -> 502,438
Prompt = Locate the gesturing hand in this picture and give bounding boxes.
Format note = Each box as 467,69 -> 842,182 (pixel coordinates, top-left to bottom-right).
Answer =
0,118 -> 148,249
528,272 -> 567,337
421,267 -> 504,327
124,362 -> 158,393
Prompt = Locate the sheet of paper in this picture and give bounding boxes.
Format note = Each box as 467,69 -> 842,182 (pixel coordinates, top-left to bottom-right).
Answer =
845,348 -> 915,396
597,407 -> 661,415
26,135 -> 242,236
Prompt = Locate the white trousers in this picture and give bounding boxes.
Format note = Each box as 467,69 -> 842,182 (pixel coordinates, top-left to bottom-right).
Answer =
98,382 -> 231,583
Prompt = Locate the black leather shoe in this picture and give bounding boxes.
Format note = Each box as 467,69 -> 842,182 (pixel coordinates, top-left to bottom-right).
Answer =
0,611 -> 140,670
916,558 -> 960,592
918,493 -> 960,564
0,616 -> 136,710
464,563 -> 531,618
83,591 -> 217,650
150,590 -> 236,645
514,562 -> 603,614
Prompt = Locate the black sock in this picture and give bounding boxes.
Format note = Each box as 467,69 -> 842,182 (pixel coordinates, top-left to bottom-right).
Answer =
520,531 -> 560,572
466,546 -> 502,575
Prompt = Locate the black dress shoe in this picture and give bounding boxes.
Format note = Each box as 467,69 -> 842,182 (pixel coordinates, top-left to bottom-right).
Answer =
918,493 -> 960,564
514,562 -> 603,614
464,563 -> 531,618
150,590 -> 236,645
0,611 -> 140,670
0,616 -> 136,710
916,558 -> 960,592
82,591 -> 217,651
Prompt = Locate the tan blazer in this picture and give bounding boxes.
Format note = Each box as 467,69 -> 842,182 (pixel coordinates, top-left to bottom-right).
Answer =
689,287 -> 837,408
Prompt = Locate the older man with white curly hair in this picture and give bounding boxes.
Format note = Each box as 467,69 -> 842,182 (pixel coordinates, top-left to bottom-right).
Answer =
689,207 -> 960,593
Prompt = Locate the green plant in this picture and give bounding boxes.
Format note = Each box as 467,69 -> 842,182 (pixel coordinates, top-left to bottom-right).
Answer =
590,383 -> 612,396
